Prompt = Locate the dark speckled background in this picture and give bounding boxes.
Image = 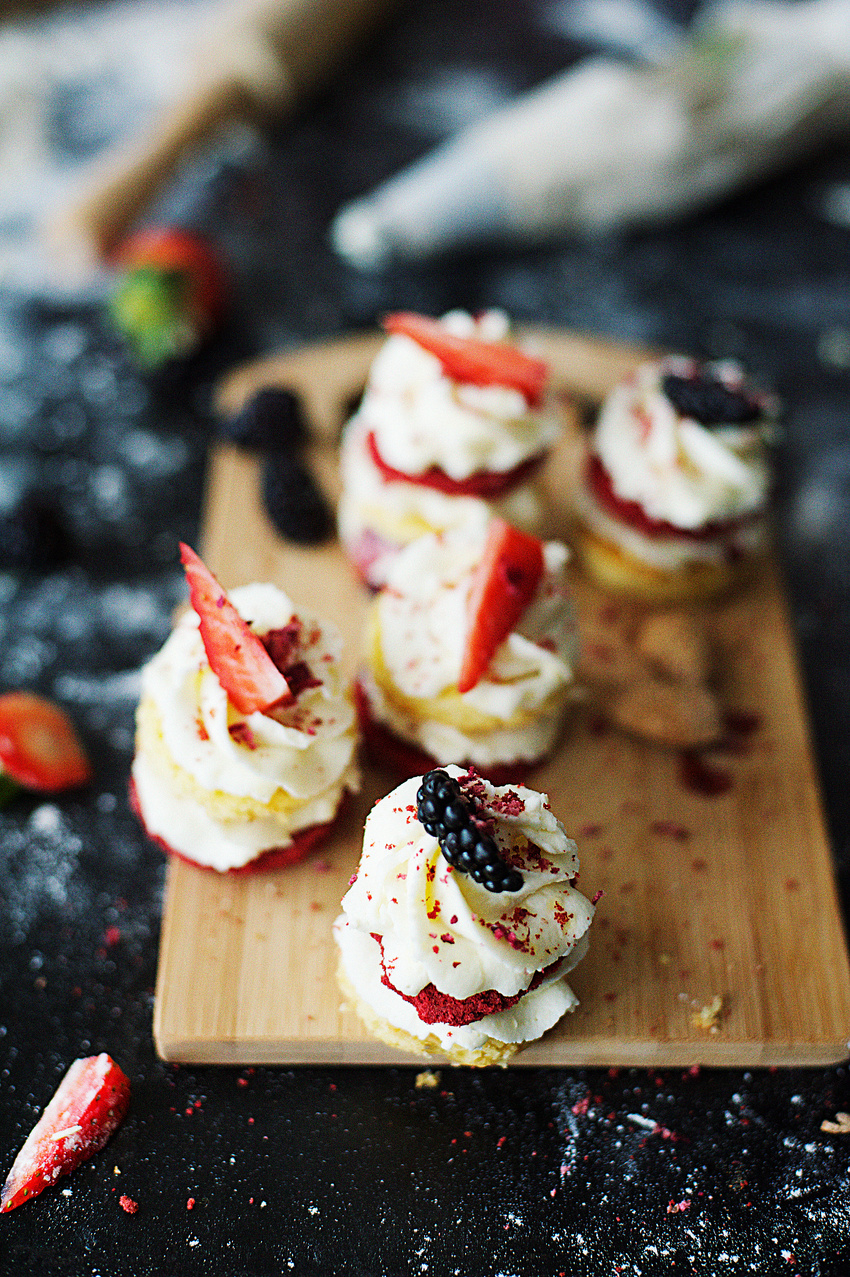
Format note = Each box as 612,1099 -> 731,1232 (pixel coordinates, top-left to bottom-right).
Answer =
1,0 -> 849,1273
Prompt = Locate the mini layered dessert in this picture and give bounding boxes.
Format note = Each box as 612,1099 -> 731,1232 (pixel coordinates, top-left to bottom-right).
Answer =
131,545 -> 359,872
571,357 -> 776,602
334,766 -> 595,1066
338,309 -> 561,588
355,517 -> 578,781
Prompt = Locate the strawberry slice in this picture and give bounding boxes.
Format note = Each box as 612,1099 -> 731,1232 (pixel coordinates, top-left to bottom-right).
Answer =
383,312 -> 548,406
457,519 -> 545,694
1,1054 -> 130,1212
179,544 -> 290,715
0,692 -> 92,793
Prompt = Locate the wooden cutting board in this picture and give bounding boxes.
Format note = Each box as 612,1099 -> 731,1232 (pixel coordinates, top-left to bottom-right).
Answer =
153,328 -> 850,1066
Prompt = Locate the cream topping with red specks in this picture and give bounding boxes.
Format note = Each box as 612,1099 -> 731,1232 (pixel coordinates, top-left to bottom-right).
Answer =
375,526 -> 577,716
350,309 -> 561,481
334,768 -> 594,1048
132,583 -> 358,869
593,357 -> 774,530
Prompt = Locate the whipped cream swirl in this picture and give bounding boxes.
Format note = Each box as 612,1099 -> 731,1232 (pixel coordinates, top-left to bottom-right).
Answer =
593,357 -> 774,530
350,309 -> 561,481
132,582 -> 358,869
334,768 -> 594,1049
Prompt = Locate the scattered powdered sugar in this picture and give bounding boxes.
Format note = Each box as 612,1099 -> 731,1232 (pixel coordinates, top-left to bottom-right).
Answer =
0,804 -> 83,944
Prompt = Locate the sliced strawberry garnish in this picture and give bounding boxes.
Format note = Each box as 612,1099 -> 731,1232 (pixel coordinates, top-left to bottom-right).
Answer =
179,543 -> 290,715
383,312 -> 548,406
1,1054 -> 130,1212
457,519 -> 545,694
0,692 -> 92,793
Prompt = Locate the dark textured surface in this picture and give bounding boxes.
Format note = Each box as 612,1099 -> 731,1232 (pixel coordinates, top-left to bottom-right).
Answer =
1,1 -> 850,1273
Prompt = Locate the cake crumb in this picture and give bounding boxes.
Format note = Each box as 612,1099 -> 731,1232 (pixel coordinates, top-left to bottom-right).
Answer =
691,994 -> 724,1032
821,1111 -> 850,1134
415,1069 -> 441,1089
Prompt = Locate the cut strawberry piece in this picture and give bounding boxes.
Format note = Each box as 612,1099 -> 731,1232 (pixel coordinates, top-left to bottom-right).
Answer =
179,544 -> 290,715
1,1054 -> 130,1212
0,692 -> 92,793
383,312 -> 548,406
457,519 -> 545,694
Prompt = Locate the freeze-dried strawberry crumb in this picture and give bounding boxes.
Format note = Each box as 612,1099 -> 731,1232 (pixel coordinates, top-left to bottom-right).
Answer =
488,789 -> 525,816
187,1198 -> 195,1210
650,820 -> 690,840
228,721 -> 257,749
119,1196 -> 138,1214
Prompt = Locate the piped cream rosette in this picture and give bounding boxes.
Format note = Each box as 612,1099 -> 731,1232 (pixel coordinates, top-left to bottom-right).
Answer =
334,767 -> 595,1064
359,521 -> 578,770
132,582 -> 359,871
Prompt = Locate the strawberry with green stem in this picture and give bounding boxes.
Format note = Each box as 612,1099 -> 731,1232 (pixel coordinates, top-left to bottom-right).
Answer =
457,519 -> 546,694
109,227 -> 226,371
1,1054 -> 130,1212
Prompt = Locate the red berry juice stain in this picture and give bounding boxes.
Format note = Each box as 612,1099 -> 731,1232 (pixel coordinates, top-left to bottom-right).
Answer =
679,749 -> 733,797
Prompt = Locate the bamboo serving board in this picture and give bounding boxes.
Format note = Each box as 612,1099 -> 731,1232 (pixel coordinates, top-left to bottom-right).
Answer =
153,328 -> 850,1066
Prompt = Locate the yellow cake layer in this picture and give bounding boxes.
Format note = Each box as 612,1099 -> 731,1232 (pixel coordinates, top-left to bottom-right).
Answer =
135,696 -> 333,824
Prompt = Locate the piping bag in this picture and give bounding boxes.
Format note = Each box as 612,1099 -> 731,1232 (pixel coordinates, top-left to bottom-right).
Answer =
49,0 -> 398,268
331,0 -> 850,269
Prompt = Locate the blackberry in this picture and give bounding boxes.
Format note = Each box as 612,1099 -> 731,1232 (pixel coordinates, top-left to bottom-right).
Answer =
219,387 -> 308,452
662,372 -> 761,426
416,769 -> 523,894
261,454 -> 334,545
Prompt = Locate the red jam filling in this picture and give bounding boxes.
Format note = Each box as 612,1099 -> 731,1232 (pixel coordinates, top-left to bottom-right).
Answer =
366,431 -> 544,499
587,453 -> 757,543
372,932 -> 549,1026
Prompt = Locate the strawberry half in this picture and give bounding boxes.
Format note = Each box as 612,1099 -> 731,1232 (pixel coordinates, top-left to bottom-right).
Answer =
383,312 -> 548,406
457,519 -> 545,694
0,691 -> 92,794
1,1054 -> 130,1212
179,544 -> 290,715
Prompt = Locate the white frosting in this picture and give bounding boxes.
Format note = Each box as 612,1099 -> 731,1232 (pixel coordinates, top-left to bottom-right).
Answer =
350,309 -> 561,481
132,582 -> 359,870
593,357 -> 772,531
573,478 -> 769,571
366,525 -> 577,764
334,768 -> 595,1050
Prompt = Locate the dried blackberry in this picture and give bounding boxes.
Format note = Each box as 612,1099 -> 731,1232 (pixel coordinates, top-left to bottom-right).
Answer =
662,372 -> 761,426
220,387 -> 308,452
0,491 -> 72,569
261,454 -> 334,545
416,769 -> 523,894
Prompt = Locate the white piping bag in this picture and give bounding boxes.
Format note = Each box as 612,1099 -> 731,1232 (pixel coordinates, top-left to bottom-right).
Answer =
331,0 -> 850,269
